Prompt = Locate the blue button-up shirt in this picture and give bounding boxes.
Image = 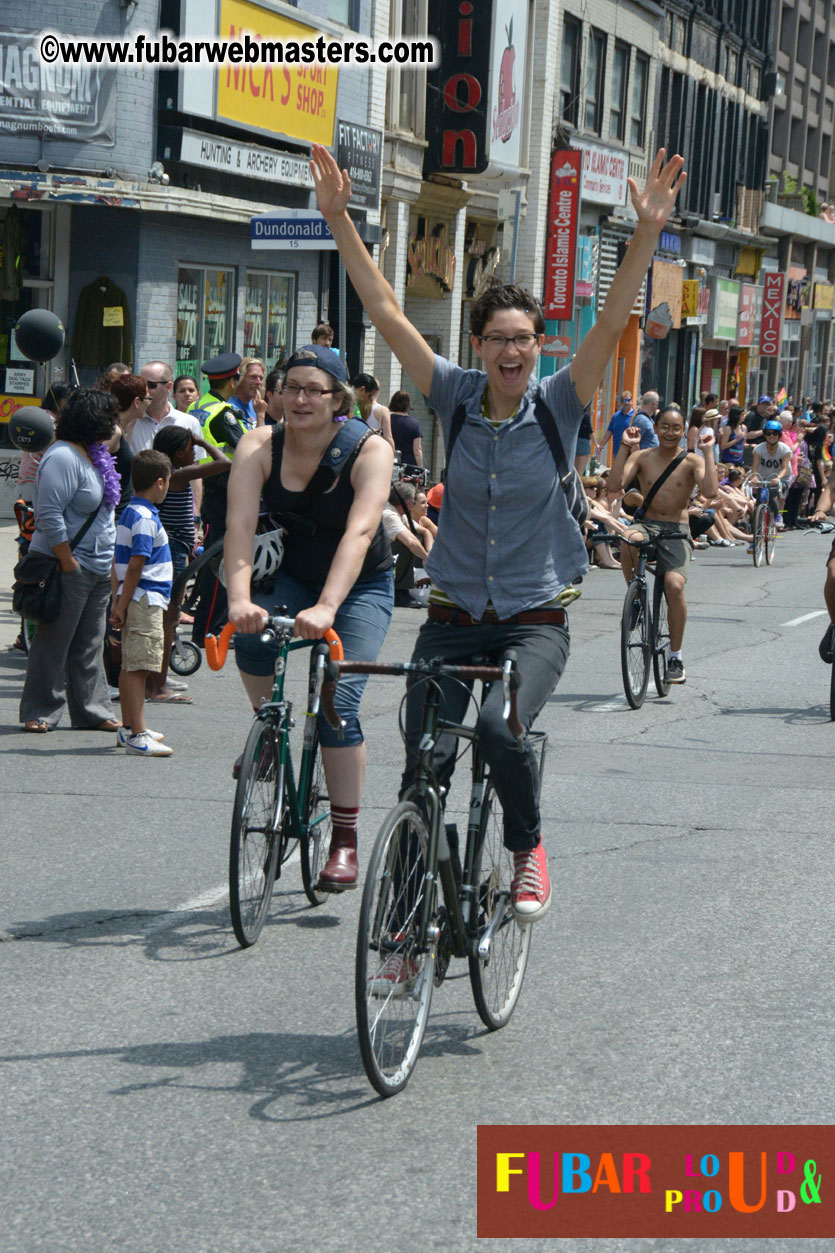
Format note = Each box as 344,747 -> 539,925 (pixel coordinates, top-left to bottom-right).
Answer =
425,357 -> 588,619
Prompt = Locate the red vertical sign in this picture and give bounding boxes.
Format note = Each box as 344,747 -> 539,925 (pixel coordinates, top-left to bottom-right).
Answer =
543,150 -> 581,320
761,273 -> 785,356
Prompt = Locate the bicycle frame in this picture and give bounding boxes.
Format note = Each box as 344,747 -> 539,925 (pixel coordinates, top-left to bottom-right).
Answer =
401,678 -> 515,965
258,634 -> 326,844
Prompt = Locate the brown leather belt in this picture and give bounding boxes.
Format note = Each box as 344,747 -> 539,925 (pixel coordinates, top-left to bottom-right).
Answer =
427,604 -> 566,627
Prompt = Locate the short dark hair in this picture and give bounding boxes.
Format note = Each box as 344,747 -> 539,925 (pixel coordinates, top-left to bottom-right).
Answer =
153,425 -> 191,458
389,390 -> 411,413
312,322 -> 334,341
470,277 -> 544,337
131,449 -> 171,493
173,374 -> 198,394
42,382 -> 74,413
55,388 -> 118,446
265,368 -> 283,395
658,406 -> 685,428
704,393 -> 718,406
352,372 -> 379,393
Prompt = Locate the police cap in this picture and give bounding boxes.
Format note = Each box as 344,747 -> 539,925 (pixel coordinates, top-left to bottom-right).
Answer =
200,352 -> 243,380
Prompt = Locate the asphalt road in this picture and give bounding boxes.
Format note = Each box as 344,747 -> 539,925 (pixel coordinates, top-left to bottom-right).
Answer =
1,520 -> 834,1253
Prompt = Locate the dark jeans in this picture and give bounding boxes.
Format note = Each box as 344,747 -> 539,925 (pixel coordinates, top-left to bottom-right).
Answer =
399,617 -> 570,850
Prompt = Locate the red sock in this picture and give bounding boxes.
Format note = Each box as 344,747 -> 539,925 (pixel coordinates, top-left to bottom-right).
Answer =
331,804 -> 359,843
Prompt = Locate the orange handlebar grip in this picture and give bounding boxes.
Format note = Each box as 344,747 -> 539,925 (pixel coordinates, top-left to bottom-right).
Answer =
205,621 -> 236,670
324,628 -> 343,661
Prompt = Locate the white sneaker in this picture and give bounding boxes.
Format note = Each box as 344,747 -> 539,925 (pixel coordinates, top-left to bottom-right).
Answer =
166,678 -> 188,691
125,731 -> 173,757
117,726 -> 165,748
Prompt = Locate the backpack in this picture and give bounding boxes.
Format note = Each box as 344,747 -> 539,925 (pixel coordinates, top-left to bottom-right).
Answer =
447,394 -> 590,527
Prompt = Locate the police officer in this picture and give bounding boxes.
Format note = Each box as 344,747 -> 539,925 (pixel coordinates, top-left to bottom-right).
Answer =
190,353 -> 247,644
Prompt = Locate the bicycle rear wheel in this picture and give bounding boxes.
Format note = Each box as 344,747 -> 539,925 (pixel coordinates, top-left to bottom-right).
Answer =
752,504 -> 765,566
229,717 -> 285,948
652,575 -> 672,697
356,801 -> 435,1097
765,511 -> 777,564
300,735 -> 332,906
468,783 -> 532,1030
621,581 -> 650,708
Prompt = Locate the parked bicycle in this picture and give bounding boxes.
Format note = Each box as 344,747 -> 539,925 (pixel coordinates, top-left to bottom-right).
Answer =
619,536 -> 672,708
326,651 -> 541,1097
206,616 -> 344,948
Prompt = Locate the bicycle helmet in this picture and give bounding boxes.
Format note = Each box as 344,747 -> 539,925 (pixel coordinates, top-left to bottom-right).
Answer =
762,419 -> 783,433
9,405 -> 55,451
218,526 -> 285,588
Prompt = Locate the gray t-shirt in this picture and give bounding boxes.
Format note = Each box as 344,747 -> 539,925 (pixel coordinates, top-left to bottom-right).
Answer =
30,442 -> 115,575
754,440 -> 792,482
425,357 -> 587,618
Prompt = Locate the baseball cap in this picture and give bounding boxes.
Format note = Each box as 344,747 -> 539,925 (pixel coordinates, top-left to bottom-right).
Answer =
284,344 -> 348,384
758,394 -> 772,404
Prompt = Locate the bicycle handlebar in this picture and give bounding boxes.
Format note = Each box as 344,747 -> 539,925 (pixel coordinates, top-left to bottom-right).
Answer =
205,618 -> 344,670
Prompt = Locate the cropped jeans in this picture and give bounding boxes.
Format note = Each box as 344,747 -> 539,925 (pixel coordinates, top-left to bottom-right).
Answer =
234,567 -> 393,747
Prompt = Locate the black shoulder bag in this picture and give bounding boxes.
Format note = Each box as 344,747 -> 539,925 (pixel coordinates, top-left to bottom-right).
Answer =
631,452 -> 688,522
12,504 -> 103,623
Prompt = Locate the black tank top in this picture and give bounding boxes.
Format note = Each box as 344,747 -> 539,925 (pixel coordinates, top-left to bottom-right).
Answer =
262,425 -> 392,584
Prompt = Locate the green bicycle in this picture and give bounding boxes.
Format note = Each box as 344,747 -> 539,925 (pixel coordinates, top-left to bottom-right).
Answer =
207,616 -> 344,948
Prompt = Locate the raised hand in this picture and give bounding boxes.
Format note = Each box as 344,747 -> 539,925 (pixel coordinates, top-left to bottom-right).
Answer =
621,426 -> 642,449
698,429 -> 715,450
627,150 -> 687,233
310,143 -> 352,220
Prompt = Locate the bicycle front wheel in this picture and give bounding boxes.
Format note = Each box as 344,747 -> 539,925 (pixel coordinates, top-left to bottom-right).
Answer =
752,504 -> 766,567
355,801 -> 435,1097
469,783 -> 532,1030
229,717 -> 285,948
765,511 -> 777,564
621,581 -> 650,708
652,574 -> 672,698
300,736 -> 332,907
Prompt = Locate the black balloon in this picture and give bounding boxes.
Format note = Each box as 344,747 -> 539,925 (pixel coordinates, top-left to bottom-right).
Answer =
14,309 -> 66,362
9,405 -> 55,452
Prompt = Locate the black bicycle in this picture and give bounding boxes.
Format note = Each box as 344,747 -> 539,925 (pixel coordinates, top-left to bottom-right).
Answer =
329,653 -> 542,1096
620,536 -> 672,708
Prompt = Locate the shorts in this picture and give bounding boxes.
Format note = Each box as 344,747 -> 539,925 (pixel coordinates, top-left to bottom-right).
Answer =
169,536 -> 193,584
628,519 -> 693,583
122,594 -> 165,672
575,437 -> 591,457
233,567 -> 393,748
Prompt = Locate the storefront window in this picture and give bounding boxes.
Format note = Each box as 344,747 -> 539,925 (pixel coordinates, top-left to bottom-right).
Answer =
1,206 -> 53,447
175,265 -> 234,377
265,274 -> 295,364
243,274 -> 268,358
782,321 -> 800,401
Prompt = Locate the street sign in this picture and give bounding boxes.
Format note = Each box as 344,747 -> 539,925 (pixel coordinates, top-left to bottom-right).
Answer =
250,209 -> 336,250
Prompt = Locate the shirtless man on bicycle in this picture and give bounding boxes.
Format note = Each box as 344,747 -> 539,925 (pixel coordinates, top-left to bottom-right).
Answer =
311,143 -> 685,922
608,407 -> 717,683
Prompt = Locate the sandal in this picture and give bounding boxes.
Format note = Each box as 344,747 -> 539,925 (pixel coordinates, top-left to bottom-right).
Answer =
24,719 -> 50,733
93,719 -> 122,732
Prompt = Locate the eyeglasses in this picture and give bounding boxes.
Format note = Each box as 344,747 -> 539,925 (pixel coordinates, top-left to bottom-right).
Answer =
146,380 -> 170,390
478,333 -> 539,349
657,424 -> 682,433
282,383 -> 335,399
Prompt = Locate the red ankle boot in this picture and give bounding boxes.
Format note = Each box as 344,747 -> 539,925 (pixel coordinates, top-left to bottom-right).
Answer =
318,830 -> 359,891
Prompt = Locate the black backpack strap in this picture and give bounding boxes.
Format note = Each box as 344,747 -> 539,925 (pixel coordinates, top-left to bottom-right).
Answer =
69,502 -> 104,550
446,402 -> 467,465
633,451 -> 688,521
532,394 -> 573,487
302,417 -> 375,497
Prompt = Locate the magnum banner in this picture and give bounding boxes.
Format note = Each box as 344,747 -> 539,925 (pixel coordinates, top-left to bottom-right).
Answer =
0,28 -> 116,144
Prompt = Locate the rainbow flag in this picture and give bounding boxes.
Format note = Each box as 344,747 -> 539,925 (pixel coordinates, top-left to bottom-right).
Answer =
775,387 -> 788,411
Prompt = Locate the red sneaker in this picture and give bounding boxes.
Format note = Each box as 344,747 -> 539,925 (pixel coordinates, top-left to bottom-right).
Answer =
511,842 -> 552,923
367,934 -> 419,997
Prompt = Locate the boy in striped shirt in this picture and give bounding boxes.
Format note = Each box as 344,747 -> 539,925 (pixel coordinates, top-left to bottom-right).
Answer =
112,450 -> 174,756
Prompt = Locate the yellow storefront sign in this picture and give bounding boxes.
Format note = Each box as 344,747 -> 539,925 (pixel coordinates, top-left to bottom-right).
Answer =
681,279 -> 699,318
813,282 -> 834,311
217,0 -> 338,146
